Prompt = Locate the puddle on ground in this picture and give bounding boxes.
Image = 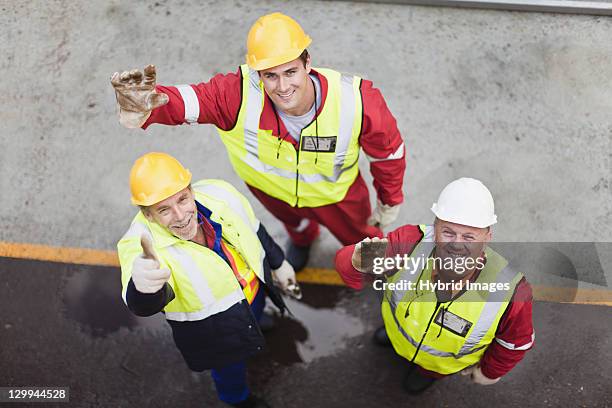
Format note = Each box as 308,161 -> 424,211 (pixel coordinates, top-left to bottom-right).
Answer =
61,265 -> 165,338
254,284 -> 367,367
62,266 -> 367,366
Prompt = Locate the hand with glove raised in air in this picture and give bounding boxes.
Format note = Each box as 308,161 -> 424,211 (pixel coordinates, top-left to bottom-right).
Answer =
272,260 -> 302,299
110,65 -> 169,128
131,235 -> 172,294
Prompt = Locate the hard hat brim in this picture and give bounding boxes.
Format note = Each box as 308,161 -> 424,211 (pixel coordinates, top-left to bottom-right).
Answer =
246,37 -> 312,71
131,170 -> 192,207
431,203 -> 497,228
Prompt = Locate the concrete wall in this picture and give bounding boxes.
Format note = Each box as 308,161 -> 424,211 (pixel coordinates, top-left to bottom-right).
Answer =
1,0 -> 610,255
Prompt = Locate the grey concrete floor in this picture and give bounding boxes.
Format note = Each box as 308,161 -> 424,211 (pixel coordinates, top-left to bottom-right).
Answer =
1,0 -> 610,251
1,257 -> 610,407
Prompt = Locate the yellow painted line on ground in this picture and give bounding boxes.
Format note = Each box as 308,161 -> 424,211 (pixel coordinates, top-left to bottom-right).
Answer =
298,267 -> 346,285
0,241 -> 119,267
1,241 -> 611,306
531,285 -> 612,307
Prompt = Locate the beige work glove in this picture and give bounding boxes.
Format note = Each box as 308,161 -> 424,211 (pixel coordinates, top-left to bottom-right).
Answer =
131,235 -> 171,294
460,364 -> 501,385
368,200 -> 401,229
351,237 -> 389,274
272,260 -> 302,299
110,65 -> 169,128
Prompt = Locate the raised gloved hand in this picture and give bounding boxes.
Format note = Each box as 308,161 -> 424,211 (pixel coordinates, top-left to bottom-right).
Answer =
460,364 -> 500,385
351,237 -> 389,274
368,200 -> 401,229
272,260 -> 302,299
110,65 -> 169,128
131,235 -> 171,294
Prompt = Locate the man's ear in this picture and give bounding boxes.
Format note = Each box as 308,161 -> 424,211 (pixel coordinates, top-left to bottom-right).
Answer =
305,55 -> 312,74
484,226 -> 493,243
141,207 -> 154,222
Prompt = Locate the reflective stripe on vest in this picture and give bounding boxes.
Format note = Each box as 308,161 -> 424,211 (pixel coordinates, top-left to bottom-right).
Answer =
216,65 -> 363,207
386,225 -> 435,310
162,244 -> 244,321
382,225 -> 523,374
117,179 -> 264,322
385,265 -> 520,359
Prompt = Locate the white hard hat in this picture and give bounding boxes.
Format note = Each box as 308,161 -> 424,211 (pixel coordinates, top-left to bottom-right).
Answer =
431,177 -> 497,228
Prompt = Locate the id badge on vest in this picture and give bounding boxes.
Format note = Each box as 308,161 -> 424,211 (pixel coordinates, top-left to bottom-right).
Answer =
301,136 -> 337,152
435,308 -> 473,337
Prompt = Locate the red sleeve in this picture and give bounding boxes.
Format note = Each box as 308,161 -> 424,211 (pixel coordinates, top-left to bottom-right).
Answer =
359,79 -> 406,206
334,224 -> 422,290
480,278 -> 535,379
335,244 -> 364,290
142,68 -> 243,131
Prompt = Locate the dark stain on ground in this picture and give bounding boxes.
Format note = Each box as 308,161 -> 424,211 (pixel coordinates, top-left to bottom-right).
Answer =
58,261 -> 360,344
0,256 -> 164,338
291,282 -> 353,309
257,285 -> 355,364
2,256 -> 367,389
60,263 -> 165,337
249,284 -> 368,389
60,264 -> 363,364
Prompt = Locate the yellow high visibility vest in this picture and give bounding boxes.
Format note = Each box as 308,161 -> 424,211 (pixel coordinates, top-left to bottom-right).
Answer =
117,179 -> 265,322
217,65 -> 363,208
381,225 -> 523,375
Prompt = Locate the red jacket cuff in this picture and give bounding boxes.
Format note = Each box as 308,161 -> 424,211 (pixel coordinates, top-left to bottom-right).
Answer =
334,245 -> 366,290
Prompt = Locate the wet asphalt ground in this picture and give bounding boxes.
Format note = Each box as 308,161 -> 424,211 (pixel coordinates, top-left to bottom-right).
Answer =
1,256 -> 610,407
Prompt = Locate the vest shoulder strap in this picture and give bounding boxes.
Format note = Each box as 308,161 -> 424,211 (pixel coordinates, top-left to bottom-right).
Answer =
192,179 -> 260,232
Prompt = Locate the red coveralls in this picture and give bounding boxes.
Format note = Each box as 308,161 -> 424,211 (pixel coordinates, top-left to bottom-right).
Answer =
334,224 -> 535,379
142,68 -> 406,246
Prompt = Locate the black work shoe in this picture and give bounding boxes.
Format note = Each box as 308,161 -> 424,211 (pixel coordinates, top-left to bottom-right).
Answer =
258,312 -> 276,333
286,243 -> 311,272
230,394 -> 271,408
402,366 -> 437,394
373,326 -> 392,347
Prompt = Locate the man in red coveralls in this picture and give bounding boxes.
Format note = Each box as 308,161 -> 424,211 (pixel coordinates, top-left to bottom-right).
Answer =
110,12 -> 406,271
335,178 -> 534,394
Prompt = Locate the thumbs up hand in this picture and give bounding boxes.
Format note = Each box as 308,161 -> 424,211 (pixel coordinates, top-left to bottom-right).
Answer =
131,235 -> 171,294
351,237 -> 389,274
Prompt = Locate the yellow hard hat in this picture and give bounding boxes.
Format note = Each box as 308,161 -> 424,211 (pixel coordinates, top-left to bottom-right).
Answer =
129,152 -> 192,206
246,12 -> 312,71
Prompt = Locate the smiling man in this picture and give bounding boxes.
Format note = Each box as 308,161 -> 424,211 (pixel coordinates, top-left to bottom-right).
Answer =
335,178 -> 534,394
118,152 -> 300,407
111,12 -> 406,272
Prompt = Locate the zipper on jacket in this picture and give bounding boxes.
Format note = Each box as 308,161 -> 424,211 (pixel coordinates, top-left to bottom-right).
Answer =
294,76 -> 319,208
243,298 -> 265,340
295,142 -> 300,207
410,301 -> 441,364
